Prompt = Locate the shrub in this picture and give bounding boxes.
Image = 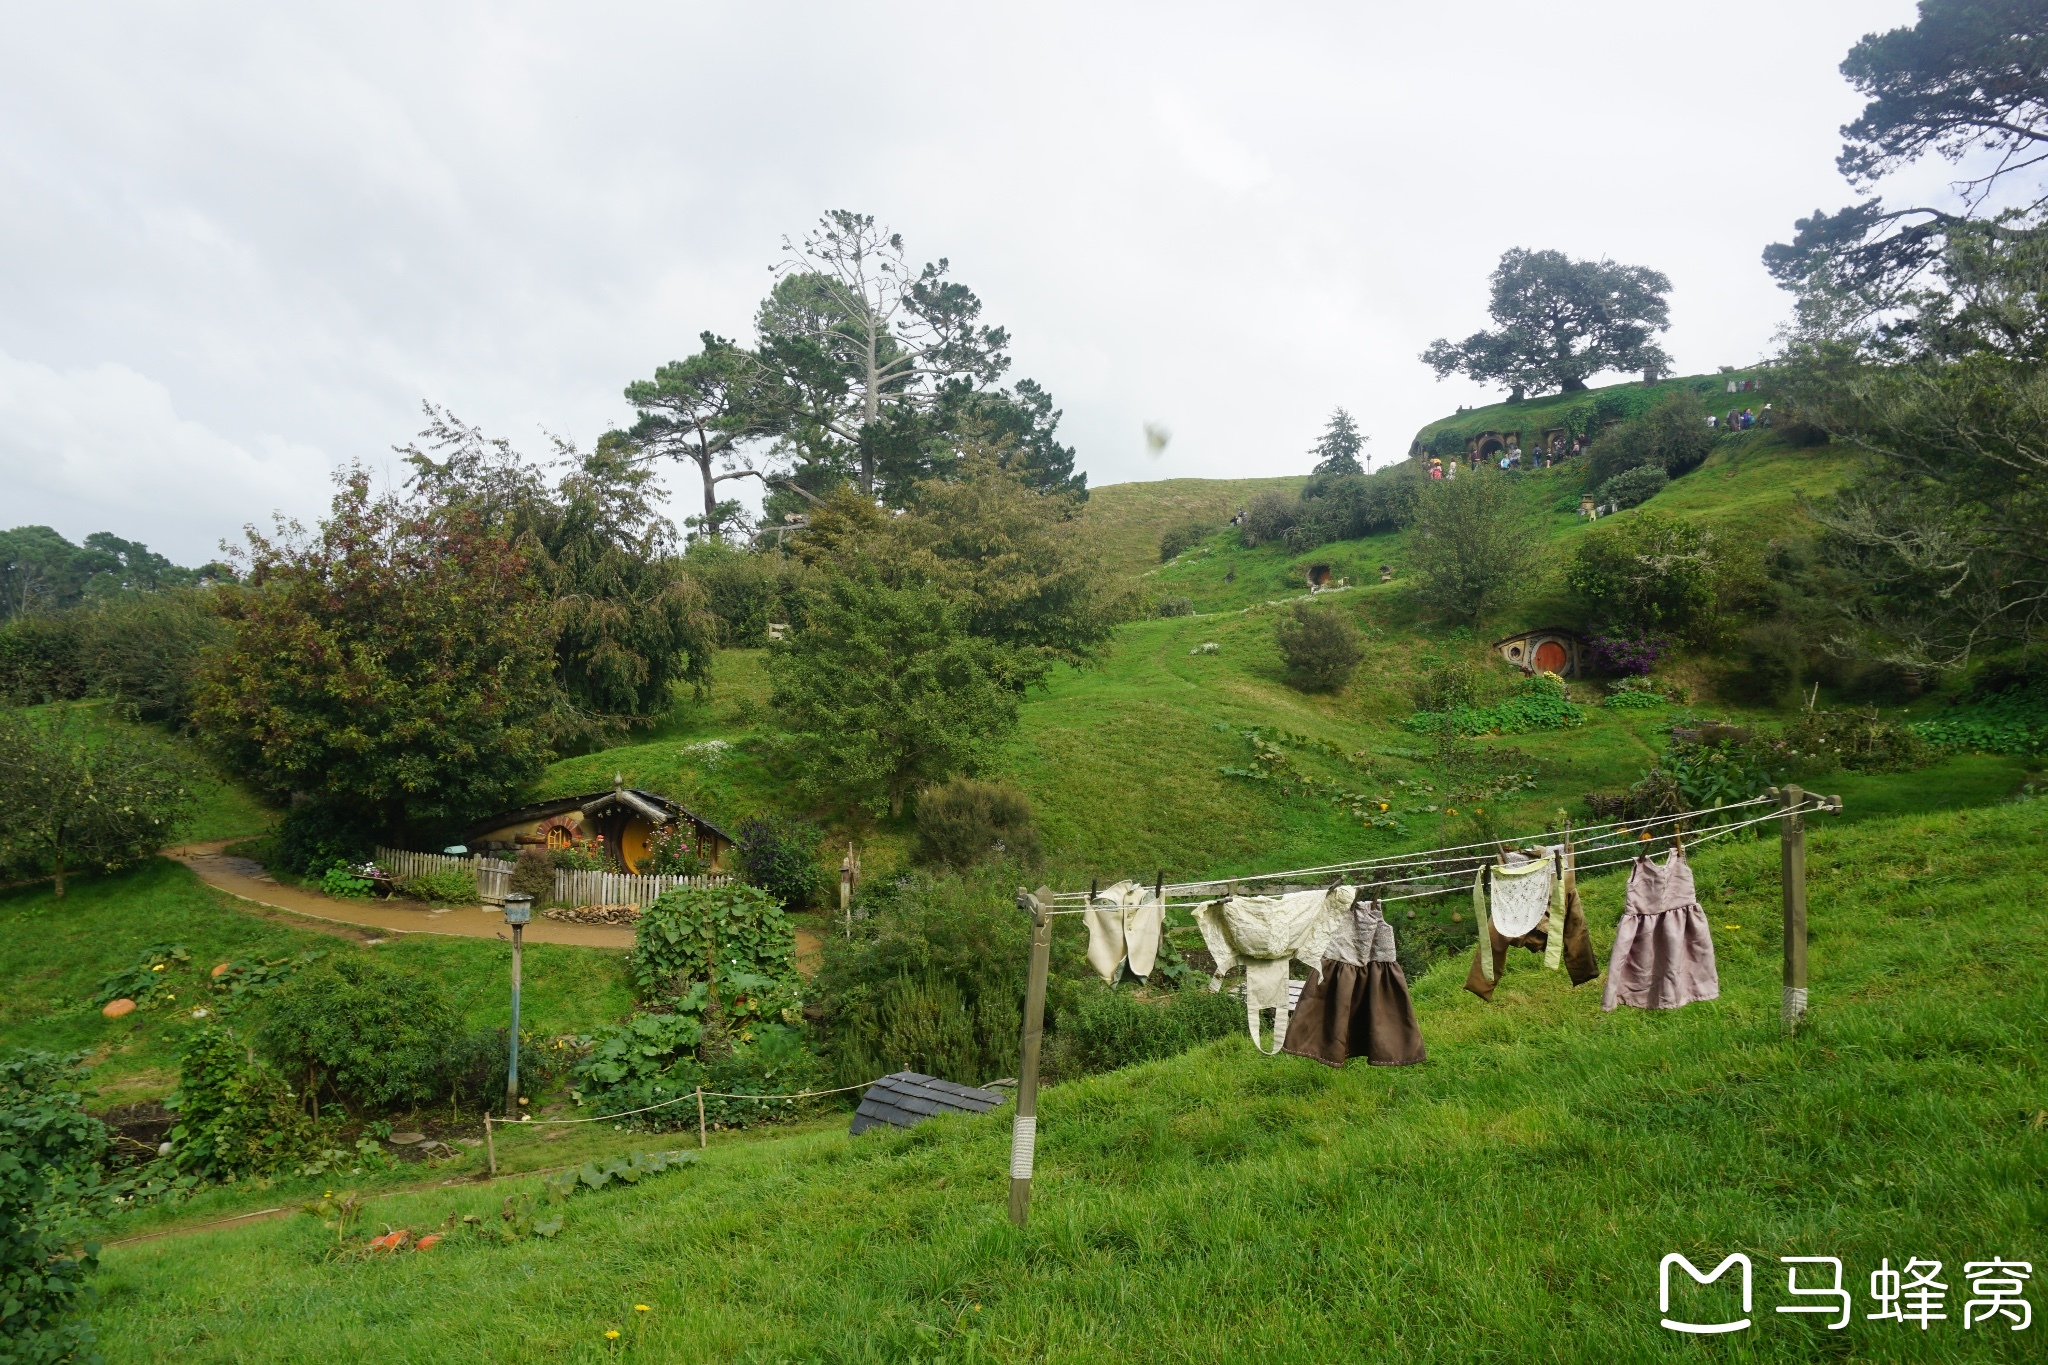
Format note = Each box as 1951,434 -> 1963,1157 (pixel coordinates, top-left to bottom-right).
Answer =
253,955 -> 460,1112
865,974 -> 980,1082
0,1050 -> 115,1365
1274,602 -> 1362,692
319,861 -> 374,899
75,589 -> 227,727
1155,596 -> 1195,618
1237,491 -> 1299,547
274,800 -> 382,879
569,1016 -> 823,1131
1285,472 -> 1421,549
1406,672 -> 1582,736
1782,707 -> 1930,773
0,612 -> 87,706
640,821 -> 708,876
630,883 -> 798,1000
1044,984 -> 1241,1080
734,815 -> 821,910
0,704 -> 197,896
1158,520 -> 1216,562
813,868 -> 1051,1090
914,777 -> 1041,870
510,845 -> 556,902
1587,627 -> 1674,676
1565,511 -> 1717,640
1909,674 -> 2048,756
167,1025 -> 315,1179
682,541 -> 807,648
550,843 -> 607,872
1412,658 -> 1482,713
433,1028 -> 572,1112
1409,468 -> 1538,623
1597,464 -> 1669,510
1584,390 -> 1716,487
1731,620 -> 1808,705
398,866 -> 477,904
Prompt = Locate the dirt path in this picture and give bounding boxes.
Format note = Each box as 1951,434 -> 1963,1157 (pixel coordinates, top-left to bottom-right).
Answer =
164,841 -> 824,968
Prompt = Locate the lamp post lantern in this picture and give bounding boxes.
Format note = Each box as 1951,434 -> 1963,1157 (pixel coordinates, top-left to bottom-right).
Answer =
502,894 -> 532,1118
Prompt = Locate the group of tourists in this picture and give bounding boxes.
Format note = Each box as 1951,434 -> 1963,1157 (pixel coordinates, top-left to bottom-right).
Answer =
1708,403 -> 1769,431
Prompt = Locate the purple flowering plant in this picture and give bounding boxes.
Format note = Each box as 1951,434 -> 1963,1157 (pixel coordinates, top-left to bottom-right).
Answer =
1589,628 -> 1672,676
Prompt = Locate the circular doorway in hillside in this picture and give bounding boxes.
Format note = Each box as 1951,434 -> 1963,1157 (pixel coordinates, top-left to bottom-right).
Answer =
1533,640 -> 1568,673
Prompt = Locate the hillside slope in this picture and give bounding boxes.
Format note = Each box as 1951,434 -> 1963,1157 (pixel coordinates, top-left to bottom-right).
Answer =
92,798 -> 2048,1361
524,423 -> 2010,889
1078,473 -> 1308,580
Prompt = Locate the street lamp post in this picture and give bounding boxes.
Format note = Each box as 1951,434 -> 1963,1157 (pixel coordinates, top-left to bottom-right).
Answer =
502,894 -> 532,1119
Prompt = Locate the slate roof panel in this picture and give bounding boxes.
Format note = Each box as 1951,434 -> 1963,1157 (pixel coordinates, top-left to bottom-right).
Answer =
848,1071 -> 1007,1136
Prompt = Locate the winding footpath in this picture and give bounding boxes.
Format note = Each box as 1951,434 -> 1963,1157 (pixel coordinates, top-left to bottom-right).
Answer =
163,841 -> 825,967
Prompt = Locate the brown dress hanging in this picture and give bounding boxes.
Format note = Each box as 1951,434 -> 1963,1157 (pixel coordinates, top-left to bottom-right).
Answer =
1463,848 -> 1600,1002
1284,897 -> 1425,1067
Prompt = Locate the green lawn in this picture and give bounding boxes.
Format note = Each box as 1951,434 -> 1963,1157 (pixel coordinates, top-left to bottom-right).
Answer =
87,798 -> 2048,1361
0,860 -> 635,1104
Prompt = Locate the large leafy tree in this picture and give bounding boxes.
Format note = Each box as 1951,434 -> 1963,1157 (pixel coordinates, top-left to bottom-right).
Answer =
1407,467 -> 1538,623
1764,0 -> 2048,308
621,334 -> 784,538
194,468 -> 559,839
401,407 -> 717,738
789,453 -> 1125,681
753,211 -> 1082,503
0,706 -> 196,896
0,526 -> 224,619
1422,249 -> 1673,398
768,573 -> 1017,818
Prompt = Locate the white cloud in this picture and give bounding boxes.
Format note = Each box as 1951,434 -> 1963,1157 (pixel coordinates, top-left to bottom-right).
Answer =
0,352 -> 330,561
0,1 -> 1927,554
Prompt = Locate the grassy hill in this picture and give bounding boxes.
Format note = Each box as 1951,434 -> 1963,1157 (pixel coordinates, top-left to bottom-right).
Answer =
89,797 -> 2048,1361
1408,367 -> 1773,461
1078,473 -> 1308,580
6,372 -> 2044,1359
529,417 -> 2009,889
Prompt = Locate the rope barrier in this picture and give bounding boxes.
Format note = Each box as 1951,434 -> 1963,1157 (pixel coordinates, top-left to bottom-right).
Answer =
504,1076 -> 889,1128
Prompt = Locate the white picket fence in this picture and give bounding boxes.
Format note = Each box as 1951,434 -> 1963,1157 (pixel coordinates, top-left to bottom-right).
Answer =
373,847 -> 729,909
374,847 -> 514,904
551,868 -> 732,909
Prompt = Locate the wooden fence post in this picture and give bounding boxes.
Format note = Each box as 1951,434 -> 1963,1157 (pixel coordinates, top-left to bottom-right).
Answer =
1008,887 -> 1054,1228
1779,784 -> 1808,1031
483,1112 -> 496,1176
696,1086 -> 707,1150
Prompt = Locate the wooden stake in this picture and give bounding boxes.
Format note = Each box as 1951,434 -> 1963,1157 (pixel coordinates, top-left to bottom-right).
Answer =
483,1112 -> 496,1176
1780,784 -> 1808,1030
696,1085 -> 707,1150
1008,886 -> 1054,1228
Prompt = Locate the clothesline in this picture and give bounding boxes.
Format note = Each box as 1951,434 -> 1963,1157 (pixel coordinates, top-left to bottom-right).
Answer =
1045,794 -> 1783,903
1037,798 -> 1819,915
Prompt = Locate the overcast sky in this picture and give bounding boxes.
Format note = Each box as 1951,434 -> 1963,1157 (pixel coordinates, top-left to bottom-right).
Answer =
1,1 -> 1923,563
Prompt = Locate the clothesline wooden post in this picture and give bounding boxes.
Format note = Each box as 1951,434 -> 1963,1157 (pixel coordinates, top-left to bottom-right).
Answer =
1779,784 -> 1808,1030
1772,785 -> 1840,1030
1009,886 -> 1054,1228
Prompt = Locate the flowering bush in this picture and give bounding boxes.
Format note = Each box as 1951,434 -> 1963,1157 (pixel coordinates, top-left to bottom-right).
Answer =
1588,628 -> 1673,676
640,821 -> 707,877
